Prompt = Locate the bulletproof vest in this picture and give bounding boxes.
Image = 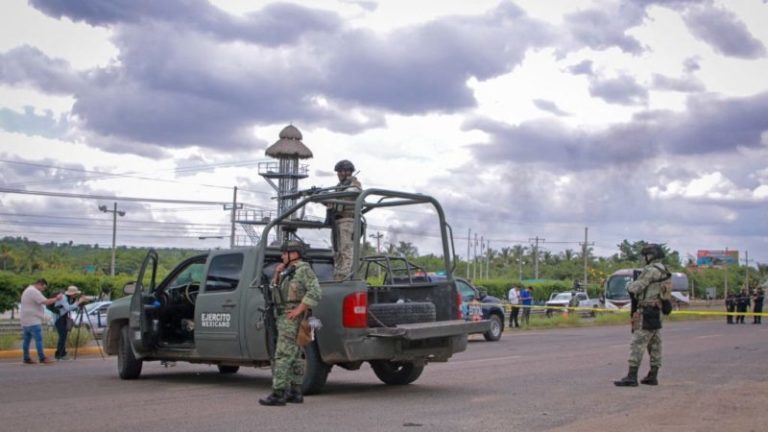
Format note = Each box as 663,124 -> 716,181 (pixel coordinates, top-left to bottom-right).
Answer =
335,177 -> 360,218
274,261 -> 309,306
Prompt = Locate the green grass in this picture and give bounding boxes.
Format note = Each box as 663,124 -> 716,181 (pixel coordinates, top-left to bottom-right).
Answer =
0,333 -> 17,350
512,308 -> 720,331
42,328 -> 92,348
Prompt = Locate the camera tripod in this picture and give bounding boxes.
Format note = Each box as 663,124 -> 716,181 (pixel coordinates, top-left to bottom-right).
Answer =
72,304 -> 105,360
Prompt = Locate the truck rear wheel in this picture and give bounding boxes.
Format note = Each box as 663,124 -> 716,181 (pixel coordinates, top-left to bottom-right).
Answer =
217,365 -> 240,374
118,325 -> 142,380
302,341 -> 331,395
370,360 -> 424,385
483,314 -> 503,341
367,302 -> 436,327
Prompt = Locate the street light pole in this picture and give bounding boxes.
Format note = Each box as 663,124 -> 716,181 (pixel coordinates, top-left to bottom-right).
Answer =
99,202 -> 125,277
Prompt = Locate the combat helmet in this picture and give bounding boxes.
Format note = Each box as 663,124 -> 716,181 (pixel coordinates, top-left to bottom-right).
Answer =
280,239 -> 306,256
334,159 -> 355,173
641,243 -> 665,262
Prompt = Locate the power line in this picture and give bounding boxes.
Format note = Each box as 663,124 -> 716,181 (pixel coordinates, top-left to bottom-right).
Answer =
0,212 -> 229,227
0,187 -> 232,205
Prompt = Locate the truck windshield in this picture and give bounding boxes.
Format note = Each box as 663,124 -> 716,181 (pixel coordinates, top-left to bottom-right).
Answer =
606,275 -> 632,300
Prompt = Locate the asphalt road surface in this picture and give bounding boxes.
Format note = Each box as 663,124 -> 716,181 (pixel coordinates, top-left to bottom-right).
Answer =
2,320 -> 766,432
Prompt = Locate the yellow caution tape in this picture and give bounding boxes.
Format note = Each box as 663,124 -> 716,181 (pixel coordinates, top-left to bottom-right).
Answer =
482,302 -> 768,317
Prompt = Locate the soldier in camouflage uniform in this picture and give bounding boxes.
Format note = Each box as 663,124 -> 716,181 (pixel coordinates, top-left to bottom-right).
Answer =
330,159 -> 362,281
259,240 -> 322,406
614,244 -> 670,387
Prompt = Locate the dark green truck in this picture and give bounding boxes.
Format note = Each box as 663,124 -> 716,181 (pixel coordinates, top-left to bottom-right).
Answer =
103,188 -> 489,394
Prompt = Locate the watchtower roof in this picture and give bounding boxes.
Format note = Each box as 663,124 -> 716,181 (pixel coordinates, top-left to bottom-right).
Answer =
265,125 -> 313,159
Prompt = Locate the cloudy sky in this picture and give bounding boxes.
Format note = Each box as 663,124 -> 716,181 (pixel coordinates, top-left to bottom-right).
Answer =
0,0 -> 766,267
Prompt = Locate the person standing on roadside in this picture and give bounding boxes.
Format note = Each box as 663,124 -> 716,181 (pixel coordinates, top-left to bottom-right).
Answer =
614,244 -> 671,387
259,240 -> 322,407
507,286 -> 520,328
20,278 -> 62,365
752,287 -> 764,324
52,285 -> 89,361
519,286 -> 533,326
736,288 -> 750,324
725,292 -> 735,324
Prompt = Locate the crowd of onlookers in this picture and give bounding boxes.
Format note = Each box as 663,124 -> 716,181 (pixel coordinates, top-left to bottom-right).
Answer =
725,287 -> 764,324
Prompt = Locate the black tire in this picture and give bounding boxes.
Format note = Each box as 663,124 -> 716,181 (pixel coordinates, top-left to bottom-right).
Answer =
217,365 -> 240,374
370,360 -> 424,385
118,326 -> 142,380
302,341 -> 331,395
367,302 -> 436,327
483,314 -> 503,342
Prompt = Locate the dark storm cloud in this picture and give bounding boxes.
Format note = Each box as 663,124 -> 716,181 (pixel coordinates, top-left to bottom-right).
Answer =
589,74 -> 648,105
29,0 -> 342,47
682,5 -> 766,59
0,45 -> 82,94
325,2 -> 555,113
0,107 -> 69,139
563,3 -> 645,54
650,73 -> 704,93
464,91 -> 768,171
4,2 -> 557,153
532,99 -> 570,116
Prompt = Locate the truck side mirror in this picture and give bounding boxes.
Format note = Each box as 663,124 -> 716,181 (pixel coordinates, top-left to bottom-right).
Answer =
123,282 -> 136,295
477,287 -> 488,299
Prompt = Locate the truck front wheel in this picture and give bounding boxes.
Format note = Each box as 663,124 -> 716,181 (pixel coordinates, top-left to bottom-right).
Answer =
118,325 -> 142,380
483,314 -> 503,342
302,341 -> 331,395
370,360 -> 424,385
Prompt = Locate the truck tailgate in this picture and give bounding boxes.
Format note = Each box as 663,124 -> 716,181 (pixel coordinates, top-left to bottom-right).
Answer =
367,319 -> 490,340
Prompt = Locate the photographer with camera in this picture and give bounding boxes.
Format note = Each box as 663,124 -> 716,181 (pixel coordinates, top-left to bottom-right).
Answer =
52,285 -> 90,361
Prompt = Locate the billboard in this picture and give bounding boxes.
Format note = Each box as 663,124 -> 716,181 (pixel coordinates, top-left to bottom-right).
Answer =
696,250 -> 739,267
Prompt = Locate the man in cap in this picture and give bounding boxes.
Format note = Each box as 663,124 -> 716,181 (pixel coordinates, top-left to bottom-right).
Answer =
53,285 -> 90,360
614,243 -> 671,387
329,159 -> 362,281
20,278 -> 62,364
260,239 -> 322,406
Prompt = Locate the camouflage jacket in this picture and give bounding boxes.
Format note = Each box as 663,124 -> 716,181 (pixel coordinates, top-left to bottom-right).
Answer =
335,176 -> 362,218
274,260 -> 322,308
627,262 -> 668,305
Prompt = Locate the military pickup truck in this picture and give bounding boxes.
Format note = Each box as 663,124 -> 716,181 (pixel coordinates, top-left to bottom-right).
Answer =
103,188 -> 489,394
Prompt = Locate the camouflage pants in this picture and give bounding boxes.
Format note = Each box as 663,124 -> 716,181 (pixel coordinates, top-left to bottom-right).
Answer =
628,329 -> 662,368
272,314 -> 304,391
333,218 -> 354,281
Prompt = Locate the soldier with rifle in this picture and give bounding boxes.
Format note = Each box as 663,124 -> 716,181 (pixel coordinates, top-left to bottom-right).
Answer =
259,240 -> 322,406
614,243 -> 672,387
328,159 -> 362,281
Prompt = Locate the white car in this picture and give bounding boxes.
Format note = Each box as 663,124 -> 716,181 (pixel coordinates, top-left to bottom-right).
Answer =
69,301 -> 112,335
545,292 -> 598,317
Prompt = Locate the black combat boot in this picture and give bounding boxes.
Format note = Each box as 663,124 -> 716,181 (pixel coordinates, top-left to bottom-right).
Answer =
640,366 -> 659,385
259,389 -> 286,406
285,386 -> 304,404
613,366 -> 639,387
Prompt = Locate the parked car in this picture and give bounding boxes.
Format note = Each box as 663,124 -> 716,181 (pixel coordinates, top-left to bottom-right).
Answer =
545,291 -> 598,317
70,301 -> 111,335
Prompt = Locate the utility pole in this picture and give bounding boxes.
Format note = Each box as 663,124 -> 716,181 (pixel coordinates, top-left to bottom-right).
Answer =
466,228 -> 471,280
473,233 -> 478,281
99,202 -> 125,277
744,250 -> 750,293
230,186 -> 237,248
485,240 -> 491,279
579,227 -> 594,288
517,258 -> 524,281
480,236 -> 485,280
369,232 -> 384,278
529,236 -> 545,280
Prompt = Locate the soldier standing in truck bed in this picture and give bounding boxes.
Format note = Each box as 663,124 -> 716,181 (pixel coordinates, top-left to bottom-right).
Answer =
329,159 -> 362,281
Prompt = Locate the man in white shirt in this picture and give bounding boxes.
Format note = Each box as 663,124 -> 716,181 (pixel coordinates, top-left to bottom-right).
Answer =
508,286 -> 520,328
20,279 -> 62,364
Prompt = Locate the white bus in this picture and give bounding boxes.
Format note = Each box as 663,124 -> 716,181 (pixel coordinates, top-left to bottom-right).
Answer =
603,268 -> 689,310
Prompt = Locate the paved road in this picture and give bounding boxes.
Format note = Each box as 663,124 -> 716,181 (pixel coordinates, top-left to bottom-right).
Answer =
1,320 -> 766,432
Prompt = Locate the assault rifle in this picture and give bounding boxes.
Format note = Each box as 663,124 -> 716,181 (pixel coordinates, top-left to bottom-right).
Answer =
630,269 -> 642,333
281,185 -> 341,200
